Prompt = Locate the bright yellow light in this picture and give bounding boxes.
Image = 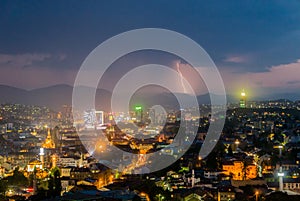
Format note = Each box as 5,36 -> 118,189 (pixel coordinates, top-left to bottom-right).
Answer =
241,92 -> 246,97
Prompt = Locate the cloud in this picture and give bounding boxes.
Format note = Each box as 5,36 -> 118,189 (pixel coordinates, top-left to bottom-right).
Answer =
224,55 -> 250,63
0,53 -> 51,68
58,54 -> 67,61
0,64 -> 76,89
0,53 -> 73,89
287,80 -> 300,85
221,59 -> 300,95
248,59 -> 300,88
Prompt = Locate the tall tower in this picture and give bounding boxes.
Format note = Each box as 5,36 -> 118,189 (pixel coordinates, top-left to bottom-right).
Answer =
135,106 -> 143,123
192,169 -> 195,188
39,148 -> 45,169
53,126 -> 60,149
240,90 -> 246,108
278,165 -> 284,191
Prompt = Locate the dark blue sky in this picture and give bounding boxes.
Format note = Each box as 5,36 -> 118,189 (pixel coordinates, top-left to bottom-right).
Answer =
0,0 -> 300,97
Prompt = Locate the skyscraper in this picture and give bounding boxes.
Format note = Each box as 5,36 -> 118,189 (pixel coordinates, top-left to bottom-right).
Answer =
240,90 -> 246,108
135,106 -> 143,123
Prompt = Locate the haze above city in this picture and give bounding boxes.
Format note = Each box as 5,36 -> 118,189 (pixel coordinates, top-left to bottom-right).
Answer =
0,0 -> 300,100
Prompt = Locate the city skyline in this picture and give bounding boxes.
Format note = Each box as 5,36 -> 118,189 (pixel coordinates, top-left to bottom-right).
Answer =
1,1 -> 300,200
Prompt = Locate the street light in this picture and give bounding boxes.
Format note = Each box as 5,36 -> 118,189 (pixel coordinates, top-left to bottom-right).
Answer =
278,145 -> 283,157
255,191 -> 259,201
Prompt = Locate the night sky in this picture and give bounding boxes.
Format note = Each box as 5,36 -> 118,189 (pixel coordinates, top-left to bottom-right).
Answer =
0,0 -> 300,98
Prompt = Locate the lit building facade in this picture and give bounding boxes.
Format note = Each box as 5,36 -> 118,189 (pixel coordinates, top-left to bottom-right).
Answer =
223,161 -> 257,180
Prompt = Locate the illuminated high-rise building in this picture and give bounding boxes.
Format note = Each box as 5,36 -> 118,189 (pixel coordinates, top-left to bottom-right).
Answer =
62,105 -> 72,120
52,126 -> 60,149
95,111 -> 104,125
83,109 -> 96,129
95,111 -> 105,130
240,90 -> 246,108
51,154 -> 57,168
148,108 -> 156,125
135,106 -> 143,123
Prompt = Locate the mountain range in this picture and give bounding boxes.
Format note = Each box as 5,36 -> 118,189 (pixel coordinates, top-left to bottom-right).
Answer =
0,84 -> 299,112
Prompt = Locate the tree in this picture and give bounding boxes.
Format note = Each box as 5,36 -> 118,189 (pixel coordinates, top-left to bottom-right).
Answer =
227,146 -> 233,157
7,167 -> 28,187
205,151 -> 218,170
242,159 -> 252,180
265,191 -> 290,201
53,168 -> 62,196
48,167 -> 61,197
205,141 -> 226,170
0,179 -> 7,194
47,175 -> 54,197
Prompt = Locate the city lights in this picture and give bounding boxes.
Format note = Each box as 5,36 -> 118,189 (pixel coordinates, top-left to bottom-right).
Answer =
1,1 -> 300,200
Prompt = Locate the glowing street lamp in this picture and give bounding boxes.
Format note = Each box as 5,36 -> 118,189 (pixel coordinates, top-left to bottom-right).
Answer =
234,139 -> 240,152
255,191 -> 259,201
278,145 -> 284,158
140,192 -> 150,201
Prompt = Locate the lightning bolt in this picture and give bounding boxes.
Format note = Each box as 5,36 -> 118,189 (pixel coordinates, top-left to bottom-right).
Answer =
176,61 -> 187,93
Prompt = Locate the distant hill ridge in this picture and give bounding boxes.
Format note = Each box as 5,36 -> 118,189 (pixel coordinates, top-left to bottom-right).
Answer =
0,84 -> 299,112
0,84 -> 110,111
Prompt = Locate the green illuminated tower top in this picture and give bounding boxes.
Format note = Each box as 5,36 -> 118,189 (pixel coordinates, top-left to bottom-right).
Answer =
240,89 -> 246,108
135,106 -> 142,111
